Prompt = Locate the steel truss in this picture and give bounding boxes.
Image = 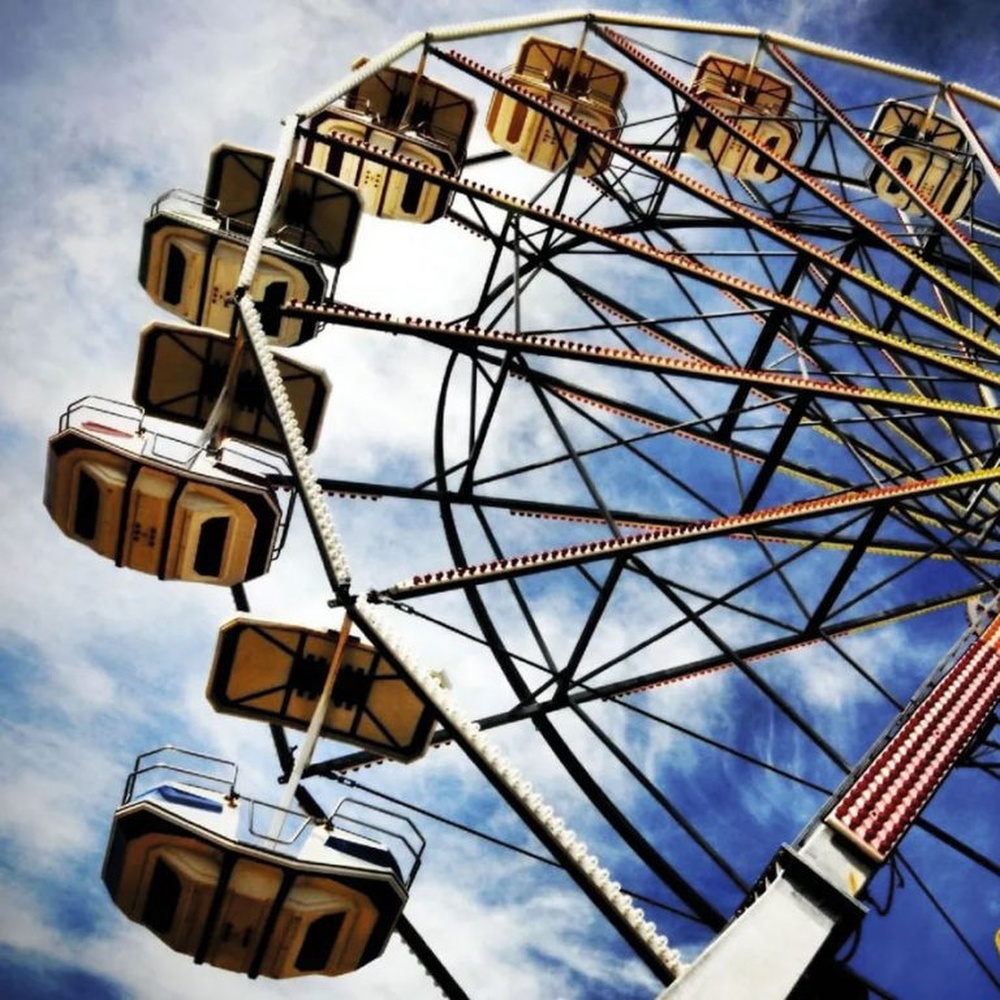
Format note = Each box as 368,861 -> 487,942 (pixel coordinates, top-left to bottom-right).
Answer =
234,13 -> 1000,998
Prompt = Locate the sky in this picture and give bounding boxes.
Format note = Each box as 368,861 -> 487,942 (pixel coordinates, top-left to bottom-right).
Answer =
1,2 -> 999,999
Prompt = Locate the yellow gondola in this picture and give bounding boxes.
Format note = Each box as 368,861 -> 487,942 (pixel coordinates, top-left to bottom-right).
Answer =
684,53 -> 800,182
44,397 -> 283,585
302,60 -> 475,223
486,36 -> 627,176
132,322 -> 330,454
204,143 -> 362,267
207,617 -> 438,761
103,747 -> 423,978
139,189 -> 326,347
866,101 -> 982,219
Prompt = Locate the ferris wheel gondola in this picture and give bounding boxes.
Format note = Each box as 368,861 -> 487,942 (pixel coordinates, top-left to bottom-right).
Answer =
132,321 -> 330,453
682,52 -> 800,182
206,617 -> 439,762
301,60 -> 476,223
138,191 -> 328,347
866,100 -> 983,219
44,397 -> 285,584
485,35 -> 627,176
103,746 -> 423,979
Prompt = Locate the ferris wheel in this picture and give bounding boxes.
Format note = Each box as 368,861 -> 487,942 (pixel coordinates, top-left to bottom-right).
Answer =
45,11 -> 1000,999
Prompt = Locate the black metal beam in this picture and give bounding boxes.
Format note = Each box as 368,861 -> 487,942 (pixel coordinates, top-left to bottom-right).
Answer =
396,914 -> 472,1000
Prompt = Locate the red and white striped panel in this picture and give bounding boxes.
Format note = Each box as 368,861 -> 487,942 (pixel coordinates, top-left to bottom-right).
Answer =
827,614 -> 1000,861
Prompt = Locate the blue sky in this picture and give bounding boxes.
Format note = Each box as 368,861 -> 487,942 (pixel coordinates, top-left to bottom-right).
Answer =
1,2 -> 999,999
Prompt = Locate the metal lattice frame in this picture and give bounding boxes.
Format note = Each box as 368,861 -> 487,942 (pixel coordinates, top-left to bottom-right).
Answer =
231,12 -> 1000,998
